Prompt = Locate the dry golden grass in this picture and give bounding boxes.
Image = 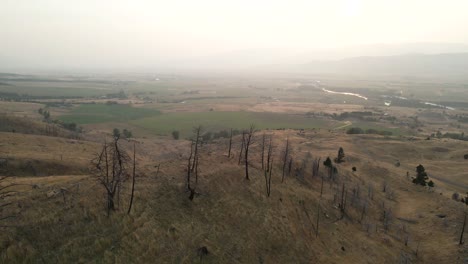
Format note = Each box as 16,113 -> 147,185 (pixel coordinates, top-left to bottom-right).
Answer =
1,130 -> 468,263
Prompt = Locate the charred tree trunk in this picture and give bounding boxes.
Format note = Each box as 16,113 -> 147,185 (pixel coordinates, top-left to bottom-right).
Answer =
92,137 -> 129,215
264,163 -> 273,197
261,133 -> 266,170
244,125 -> 255,180
187,140 -> 194,191
191,126 -> 201,172
238,131 -> 245,165
340,183 -> 346,218
320,175 -> 324,198
107,191 -> 115,216
228,128 -> 233,158
195,155 -> 199,183
266,135 -> 273,172
460,212 -> 467,245
312,158 -> 321,177
288,157 -> 293,176
281,138 -> 289,183
360,200 -> 368,223
127,142 -> 136,215
316,202 -> 320,237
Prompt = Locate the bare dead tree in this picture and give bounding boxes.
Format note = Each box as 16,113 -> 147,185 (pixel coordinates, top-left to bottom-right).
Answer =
351,184 -> 361,208
264,137 -> 274,197
228,128 -> 233,158
154,163 -> 161,178
186,126 -> 204,201
186,140 -> 197,201
261,132 -> 266,170
368,184 -> 374,201
266,135 -> 273,172
91,137 -> 130,216
382,203 -> 393,233
264,157 -> 273,197
281,137 -> 290,183
244,125 -> 255,180
312,158 -> 321,177
315,201 -> 321,237
191,126 -> 202,173
187,140 -> 194,191
320,174 -> 324,198
195,154 -> 199,183
238,131 -> 245,165
339,183 -> 347,219
460,211 -> 467,245
360,199 -> 368,223
382,180 -> 388,193
127,142 -> 136,215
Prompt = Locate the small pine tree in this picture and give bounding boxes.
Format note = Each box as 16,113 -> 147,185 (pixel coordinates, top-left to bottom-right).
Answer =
412,164 -> 430,186
336,147 -> 345,163
323,157 -> 332,168
428,180 -> 434,188
172,130 -> 180,140
113,128 -> 120,139
122,129 -> 132,138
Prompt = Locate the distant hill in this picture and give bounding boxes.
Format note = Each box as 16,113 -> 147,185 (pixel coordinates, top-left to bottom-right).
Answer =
302,53 -> 468,76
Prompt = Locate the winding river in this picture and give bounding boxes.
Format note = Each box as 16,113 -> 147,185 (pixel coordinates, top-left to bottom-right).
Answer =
321,88 -> 368,100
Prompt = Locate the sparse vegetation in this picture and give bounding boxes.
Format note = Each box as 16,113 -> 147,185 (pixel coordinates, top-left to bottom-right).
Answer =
346,127 -> 393,136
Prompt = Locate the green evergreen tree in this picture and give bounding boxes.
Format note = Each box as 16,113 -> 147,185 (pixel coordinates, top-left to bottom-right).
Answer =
412,164 -> 431,186
336,147 -> 345,163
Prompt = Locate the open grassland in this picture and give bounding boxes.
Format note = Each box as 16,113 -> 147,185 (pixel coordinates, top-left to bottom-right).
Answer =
58,104 -> 161,124
0,101 -> 43,118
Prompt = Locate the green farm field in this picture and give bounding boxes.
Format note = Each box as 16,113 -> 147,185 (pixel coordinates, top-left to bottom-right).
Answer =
58,103 -> 160,124
0,82 -> 116,97
131,111 -> 337,138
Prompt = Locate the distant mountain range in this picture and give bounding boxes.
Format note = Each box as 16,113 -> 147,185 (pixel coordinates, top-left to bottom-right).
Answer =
301,53 -> 468,77
2,42 -> 468,76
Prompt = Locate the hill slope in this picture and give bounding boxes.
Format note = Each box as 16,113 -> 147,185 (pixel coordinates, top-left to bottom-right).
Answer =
1,130 -> 468,263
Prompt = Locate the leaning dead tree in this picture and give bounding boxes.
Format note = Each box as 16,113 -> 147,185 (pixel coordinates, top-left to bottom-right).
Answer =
91,137 -> 130,216
127,142 -> 137,215
228,128 -> 233,158
243,125 -> 255,180
261,132 -> 266,170
186,126 -> 203,201
281,137 -> 290,183
460,211 -> 467,245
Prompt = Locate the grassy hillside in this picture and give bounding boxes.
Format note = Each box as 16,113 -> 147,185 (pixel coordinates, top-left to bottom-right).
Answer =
1,130 -> 467,263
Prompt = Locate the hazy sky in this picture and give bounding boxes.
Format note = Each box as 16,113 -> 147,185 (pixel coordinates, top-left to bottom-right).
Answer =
2,0 -> 468,69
